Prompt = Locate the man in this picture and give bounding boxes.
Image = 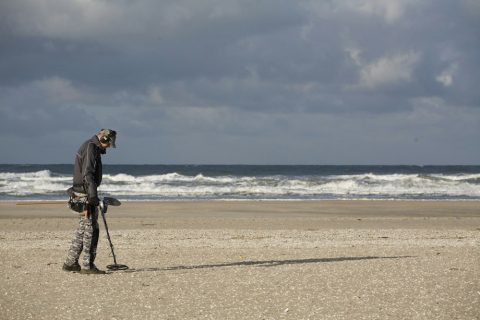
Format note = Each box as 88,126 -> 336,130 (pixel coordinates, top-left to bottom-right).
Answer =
63,129 -> 117,274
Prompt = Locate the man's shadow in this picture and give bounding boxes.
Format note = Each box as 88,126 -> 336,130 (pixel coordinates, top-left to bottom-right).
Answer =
119,256 -> 414,273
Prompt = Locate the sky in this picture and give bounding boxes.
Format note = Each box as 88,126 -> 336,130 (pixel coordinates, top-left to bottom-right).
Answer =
0,0 -> 479,165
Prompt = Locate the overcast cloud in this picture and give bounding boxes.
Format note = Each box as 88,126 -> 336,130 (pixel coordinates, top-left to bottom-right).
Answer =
0,0 -> 479,164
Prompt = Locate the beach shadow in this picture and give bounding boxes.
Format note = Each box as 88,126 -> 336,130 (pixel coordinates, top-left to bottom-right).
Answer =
121,256 -> 414,273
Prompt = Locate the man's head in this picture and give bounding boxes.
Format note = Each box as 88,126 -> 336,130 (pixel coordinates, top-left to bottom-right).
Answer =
98,129 -> 116,148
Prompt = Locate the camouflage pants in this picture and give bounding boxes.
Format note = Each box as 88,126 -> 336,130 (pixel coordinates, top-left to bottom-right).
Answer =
65,206 -> 100,269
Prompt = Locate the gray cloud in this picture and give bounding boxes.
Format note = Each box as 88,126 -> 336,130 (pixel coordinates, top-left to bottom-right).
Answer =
0,0 -> 478,164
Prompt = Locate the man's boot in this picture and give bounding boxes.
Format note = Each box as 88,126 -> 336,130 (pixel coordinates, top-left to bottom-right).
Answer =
62,262 -> 81,272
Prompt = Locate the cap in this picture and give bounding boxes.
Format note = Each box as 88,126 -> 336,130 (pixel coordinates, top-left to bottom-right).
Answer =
100,128 -> 116,148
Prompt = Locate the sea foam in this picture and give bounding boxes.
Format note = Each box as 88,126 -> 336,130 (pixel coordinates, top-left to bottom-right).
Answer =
1,167 -> 479,201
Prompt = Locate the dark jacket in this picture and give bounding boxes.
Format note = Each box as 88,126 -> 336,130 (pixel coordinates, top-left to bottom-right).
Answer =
72,135 -> 106,198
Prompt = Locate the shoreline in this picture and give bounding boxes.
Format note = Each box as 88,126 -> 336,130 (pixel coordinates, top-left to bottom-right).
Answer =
2,199 -> 479,217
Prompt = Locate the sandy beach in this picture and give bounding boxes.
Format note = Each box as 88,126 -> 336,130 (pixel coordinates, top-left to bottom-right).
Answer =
0,200 -> 479,319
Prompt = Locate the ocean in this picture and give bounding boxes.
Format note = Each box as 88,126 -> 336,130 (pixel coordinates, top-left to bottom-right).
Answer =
1,164 -> 479,202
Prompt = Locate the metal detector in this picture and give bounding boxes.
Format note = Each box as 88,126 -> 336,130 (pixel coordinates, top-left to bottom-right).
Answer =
99,197 -> 129,271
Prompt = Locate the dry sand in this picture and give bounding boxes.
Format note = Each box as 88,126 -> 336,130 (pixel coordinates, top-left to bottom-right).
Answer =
0,200 -> 479,319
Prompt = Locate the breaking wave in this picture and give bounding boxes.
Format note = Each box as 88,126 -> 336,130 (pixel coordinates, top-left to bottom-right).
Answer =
1,166 -> 479,201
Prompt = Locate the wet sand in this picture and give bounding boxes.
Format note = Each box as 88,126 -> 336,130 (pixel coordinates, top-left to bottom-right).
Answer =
0,201 -> 479,319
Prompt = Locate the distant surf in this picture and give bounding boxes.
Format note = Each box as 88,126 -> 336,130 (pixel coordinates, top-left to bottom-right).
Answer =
1,164 -> 479,201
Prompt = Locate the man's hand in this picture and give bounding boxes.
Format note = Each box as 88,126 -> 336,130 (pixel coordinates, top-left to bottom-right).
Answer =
89,196 -> 100,206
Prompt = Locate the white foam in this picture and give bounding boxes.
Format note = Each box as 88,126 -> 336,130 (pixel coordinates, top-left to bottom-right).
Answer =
1,170 -> 479,200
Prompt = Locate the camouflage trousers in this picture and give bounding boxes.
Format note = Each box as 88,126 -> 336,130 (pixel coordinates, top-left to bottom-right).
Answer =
65,206 -> 100,269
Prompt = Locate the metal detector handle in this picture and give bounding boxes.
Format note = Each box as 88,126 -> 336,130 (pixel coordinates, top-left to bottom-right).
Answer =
85,201 -> 89,218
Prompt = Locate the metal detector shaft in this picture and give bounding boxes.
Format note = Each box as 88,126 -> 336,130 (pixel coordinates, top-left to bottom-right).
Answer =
100,210 -> 118,265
